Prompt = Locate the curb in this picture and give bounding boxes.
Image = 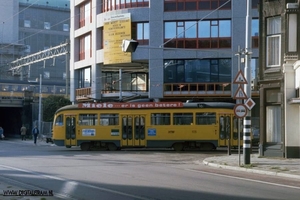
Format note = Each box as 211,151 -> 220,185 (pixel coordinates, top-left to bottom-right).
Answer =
202,160 -> 300,180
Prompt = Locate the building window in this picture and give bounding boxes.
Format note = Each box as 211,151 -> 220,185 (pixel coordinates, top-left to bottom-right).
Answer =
79,33 -> 92,60
44,71 -> 50,79
251,58 -> 259,90
44,22 -> 51,29
164,20 -> 231,49
252,18 -> 259,48
24,20 -> 31,27
132,22 -> 149,45
78,67 -> 91,89
79,1 -> 92,28
63,24 -> 69,31
266,16 -> 281,67
164,0 -> 231,12
252,0 -> 259,8
288,14 -> 297,52
103,0 -> 149,12
25,45 -> 31,53
266,106 -> 281,143
164,59 -> 231,83
102,72 -> 147,93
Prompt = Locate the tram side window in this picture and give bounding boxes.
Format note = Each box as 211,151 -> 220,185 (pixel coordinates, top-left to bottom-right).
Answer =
151,113 -> 170,125
55,114 -> 63,126
196,112 -> 216,125
79,114 -> 97,126
173,113 -> 193,125
100,114 -> 119,125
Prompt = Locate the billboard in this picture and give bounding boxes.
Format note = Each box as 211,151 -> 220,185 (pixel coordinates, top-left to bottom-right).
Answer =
103,13 -> 131,65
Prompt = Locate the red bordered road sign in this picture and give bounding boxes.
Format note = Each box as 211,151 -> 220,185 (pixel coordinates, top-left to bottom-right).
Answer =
233,86 -> 248,99
234,104 -> 247,118
233,70 -> 248,84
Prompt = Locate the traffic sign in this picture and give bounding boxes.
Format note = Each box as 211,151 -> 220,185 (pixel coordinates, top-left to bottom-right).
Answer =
234,104 -> 247,118
233,70 -> 248,84
233,86 -> 248,99
245,98 -> 256,110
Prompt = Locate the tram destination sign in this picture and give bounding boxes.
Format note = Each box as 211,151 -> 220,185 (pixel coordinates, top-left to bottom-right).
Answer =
79,102 -> 184,109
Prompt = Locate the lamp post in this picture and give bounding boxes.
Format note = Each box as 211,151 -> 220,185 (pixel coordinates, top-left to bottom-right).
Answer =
38,74 -> 42,133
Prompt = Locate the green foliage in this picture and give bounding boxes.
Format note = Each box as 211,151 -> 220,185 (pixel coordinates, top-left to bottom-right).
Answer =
43,95 -> 71,122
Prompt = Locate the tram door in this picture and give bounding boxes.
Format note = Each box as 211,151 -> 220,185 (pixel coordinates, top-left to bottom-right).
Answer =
232,116 -> 243,147
218,114 -> 232,147
121,115 -> 145,147
65,115 -> 76,146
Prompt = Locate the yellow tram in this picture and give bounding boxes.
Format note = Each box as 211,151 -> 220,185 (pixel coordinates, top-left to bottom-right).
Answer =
52,101 -> 242,151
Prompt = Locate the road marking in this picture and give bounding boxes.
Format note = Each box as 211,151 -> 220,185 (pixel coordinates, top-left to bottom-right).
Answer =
185,168 -> 300,190
0,164 -> 152,200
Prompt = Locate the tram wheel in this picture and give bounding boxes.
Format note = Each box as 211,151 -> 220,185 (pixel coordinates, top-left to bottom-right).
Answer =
80,142 -> 90,151
66,145 -> 71,148
173,143 -> 183,151
107,143 -> 117,151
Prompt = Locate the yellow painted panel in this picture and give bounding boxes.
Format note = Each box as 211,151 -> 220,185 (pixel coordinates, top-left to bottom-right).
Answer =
103,13 -> 132,65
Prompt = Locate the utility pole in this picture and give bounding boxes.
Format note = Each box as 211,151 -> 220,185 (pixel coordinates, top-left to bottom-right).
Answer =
243,0 -> 252,165
38,74 -> 42,134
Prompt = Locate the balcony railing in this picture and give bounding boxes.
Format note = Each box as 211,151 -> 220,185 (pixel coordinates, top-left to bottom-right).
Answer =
75,82 -> 259,101
76,87 -> 91,100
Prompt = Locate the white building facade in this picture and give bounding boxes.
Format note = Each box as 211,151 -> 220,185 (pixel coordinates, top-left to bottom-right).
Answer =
70,0 -> 260,117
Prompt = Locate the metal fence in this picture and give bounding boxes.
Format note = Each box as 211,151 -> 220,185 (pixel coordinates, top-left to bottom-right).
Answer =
33,120 -> 52,138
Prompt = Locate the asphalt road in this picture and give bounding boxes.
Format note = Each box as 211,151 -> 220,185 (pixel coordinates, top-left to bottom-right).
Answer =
1,140 -> 300,200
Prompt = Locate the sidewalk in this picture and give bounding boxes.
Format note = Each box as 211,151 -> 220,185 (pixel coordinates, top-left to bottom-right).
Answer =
203,154 -> 300,180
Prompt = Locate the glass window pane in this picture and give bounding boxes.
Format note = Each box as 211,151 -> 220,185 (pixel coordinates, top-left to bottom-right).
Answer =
267,35 -> 280,66
151,113 -> 170,125
144,23 -> 149,39
100,114 -> 119,125
219,59 -> 231,82
219,20 -> 231,37
211,26 -> 218,38
173,113 -> 193,125
197,60 -> 210,82
196,112 -> 216,125
165,22 -> 176,38
177,26 -> 184,38
267,16 -> 281,35
185,21 -> 197,38
266,106 -> 281,143
79,114 -> 97,126
137,23 -> 143,39
198,21 -> 210,37
252,19 -> 259,36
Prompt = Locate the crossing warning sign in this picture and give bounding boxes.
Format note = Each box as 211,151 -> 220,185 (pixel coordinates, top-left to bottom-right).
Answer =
233,86 -> 248,99
233,70 -> 248,84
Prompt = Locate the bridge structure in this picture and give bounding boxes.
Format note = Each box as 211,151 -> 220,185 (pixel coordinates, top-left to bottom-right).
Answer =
0,41 -> 70,107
